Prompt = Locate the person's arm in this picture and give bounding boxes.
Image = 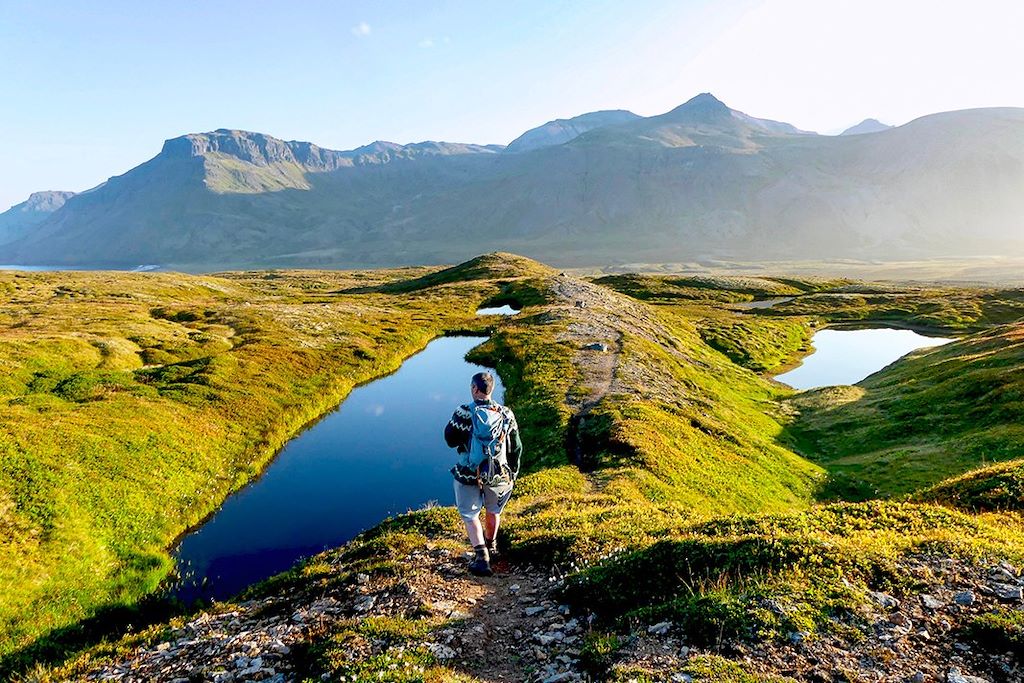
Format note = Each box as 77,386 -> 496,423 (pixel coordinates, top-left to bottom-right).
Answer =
445,404 -> 472,453
507,411 -> 523,478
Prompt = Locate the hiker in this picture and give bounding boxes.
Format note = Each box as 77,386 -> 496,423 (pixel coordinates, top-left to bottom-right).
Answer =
444,371 -> 523,576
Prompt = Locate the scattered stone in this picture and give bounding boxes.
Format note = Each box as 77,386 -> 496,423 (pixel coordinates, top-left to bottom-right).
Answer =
870,591 -> 900,609
890,612 -> 910,627
543,673 -> 573,683
584,342 -> 608,351
534,633 -> 558,646
954,590 -> 976,606
525,606 -> 547,616
355,573 -> 370,584
647,621 -> 672,635
989,583 -> 1023,601
156,642 -> 171,652
508,584 -> 521,594
426,642 -> 457,660
947,667 -> 990,683
910,672 -> 926,683
921,594 -> 944,610
352,595 -> 376,612
671,675 -> 694,683
988,566 -> 1016,583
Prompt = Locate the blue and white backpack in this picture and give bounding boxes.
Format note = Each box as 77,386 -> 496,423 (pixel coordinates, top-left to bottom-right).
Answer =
467,402 -> 514,487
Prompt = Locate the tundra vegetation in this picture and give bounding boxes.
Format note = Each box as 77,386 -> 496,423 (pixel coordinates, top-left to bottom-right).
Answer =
3,253 -> 1024,681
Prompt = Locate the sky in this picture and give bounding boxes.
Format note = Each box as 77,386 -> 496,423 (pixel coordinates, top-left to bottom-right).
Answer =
2,0 -> 1023,209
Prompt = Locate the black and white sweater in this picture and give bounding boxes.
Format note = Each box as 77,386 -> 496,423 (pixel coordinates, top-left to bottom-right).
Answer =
444,399 -> 524,478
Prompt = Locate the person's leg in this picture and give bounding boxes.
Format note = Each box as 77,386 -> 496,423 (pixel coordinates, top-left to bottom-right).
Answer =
482,483 -> 514,555
484,511 -> 500,544
464,515 -> 486,547
454,479 -> 492,576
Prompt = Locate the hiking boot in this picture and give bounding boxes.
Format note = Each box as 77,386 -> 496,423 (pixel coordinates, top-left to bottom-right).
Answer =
485,538 -> 499,559
468,545 -> 492,577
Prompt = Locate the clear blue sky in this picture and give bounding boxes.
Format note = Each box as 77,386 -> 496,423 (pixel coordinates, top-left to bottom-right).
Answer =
3,0 -> 1022,209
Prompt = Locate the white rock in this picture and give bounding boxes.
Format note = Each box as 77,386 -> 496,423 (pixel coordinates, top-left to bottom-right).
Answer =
869,591 -> 900,609
426,642 -> 457,660
947,667 -> 991,683
647,621 -> 672,635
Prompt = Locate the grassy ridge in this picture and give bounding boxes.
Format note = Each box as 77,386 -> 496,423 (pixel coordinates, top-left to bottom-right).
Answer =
0,265 -> 511,663
465,275 -> 824,564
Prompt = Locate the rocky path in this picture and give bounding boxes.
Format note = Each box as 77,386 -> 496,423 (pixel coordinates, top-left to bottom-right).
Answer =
79,547 -> 1024,682
79,542 -> 590,683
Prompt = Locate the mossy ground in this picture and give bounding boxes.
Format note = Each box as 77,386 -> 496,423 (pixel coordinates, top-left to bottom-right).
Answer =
6,259 -> 1024,679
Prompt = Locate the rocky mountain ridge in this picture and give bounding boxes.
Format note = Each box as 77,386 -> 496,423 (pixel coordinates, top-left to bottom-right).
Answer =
3,94 -> 1023,268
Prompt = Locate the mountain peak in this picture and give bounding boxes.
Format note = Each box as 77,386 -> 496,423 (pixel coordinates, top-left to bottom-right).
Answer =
840,118 -> 893,136
663,92 -> 732,122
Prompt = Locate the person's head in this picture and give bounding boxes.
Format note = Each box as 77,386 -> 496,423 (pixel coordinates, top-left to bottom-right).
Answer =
470,371 -> 494,400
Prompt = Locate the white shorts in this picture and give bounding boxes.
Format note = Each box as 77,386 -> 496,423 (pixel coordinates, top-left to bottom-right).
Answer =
453,478 -> 514,522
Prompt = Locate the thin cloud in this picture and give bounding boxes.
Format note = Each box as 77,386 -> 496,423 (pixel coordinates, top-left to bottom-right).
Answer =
418,38 -> 435,48
351,21 -> 371,37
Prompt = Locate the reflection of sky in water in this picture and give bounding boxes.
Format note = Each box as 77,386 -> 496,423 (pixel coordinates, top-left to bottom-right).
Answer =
775,328 -> 953,390
476,305 -> 520,316
172,336 -> 502,603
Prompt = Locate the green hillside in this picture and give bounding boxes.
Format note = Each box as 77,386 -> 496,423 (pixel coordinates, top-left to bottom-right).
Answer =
5,257 -> 1024,682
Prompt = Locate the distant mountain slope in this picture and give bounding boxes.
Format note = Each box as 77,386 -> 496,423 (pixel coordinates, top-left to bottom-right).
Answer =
0,191 -> 74,245
504,109 -> 640,153
840,118 -> 892,135
4,95 -> 1024,268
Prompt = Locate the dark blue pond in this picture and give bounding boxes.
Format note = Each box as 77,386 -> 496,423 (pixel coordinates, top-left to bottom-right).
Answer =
171,335 -> 502,603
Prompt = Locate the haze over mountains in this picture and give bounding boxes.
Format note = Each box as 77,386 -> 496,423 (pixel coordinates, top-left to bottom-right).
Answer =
3,93 -> 1023,269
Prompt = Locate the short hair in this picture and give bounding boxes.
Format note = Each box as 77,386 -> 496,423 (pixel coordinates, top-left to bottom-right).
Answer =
471,371 -> 495,395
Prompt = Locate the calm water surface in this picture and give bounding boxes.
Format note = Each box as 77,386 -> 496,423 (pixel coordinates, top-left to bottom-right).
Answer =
732,297 -> 794,310
476,304 -> 520,315
171,335 -> 502,603
775,328 -> 954,390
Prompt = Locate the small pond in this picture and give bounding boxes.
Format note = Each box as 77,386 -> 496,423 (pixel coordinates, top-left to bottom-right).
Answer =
774,328 -> 954,390
732,297 -> 794,310
171,335 -> 502,603
476,304 -> 521,316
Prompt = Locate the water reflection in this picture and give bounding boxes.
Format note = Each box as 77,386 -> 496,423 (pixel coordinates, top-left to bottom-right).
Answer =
172,335 -> 502,603
775,328 -> 953,390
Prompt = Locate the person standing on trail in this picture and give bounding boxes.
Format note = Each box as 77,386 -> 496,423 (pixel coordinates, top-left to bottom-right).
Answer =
444,371 -> 523,577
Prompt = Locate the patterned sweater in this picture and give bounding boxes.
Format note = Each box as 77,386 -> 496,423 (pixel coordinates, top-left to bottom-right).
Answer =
444,398 -> 524,479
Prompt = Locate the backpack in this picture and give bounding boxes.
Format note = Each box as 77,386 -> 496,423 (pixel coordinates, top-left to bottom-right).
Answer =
467,403 -> 513,487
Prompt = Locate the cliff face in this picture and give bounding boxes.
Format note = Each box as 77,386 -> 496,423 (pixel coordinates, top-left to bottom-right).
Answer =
0,190 -> 75,245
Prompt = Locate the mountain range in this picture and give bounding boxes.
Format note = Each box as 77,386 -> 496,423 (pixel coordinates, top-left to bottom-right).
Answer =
3,93 -> 1023,269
